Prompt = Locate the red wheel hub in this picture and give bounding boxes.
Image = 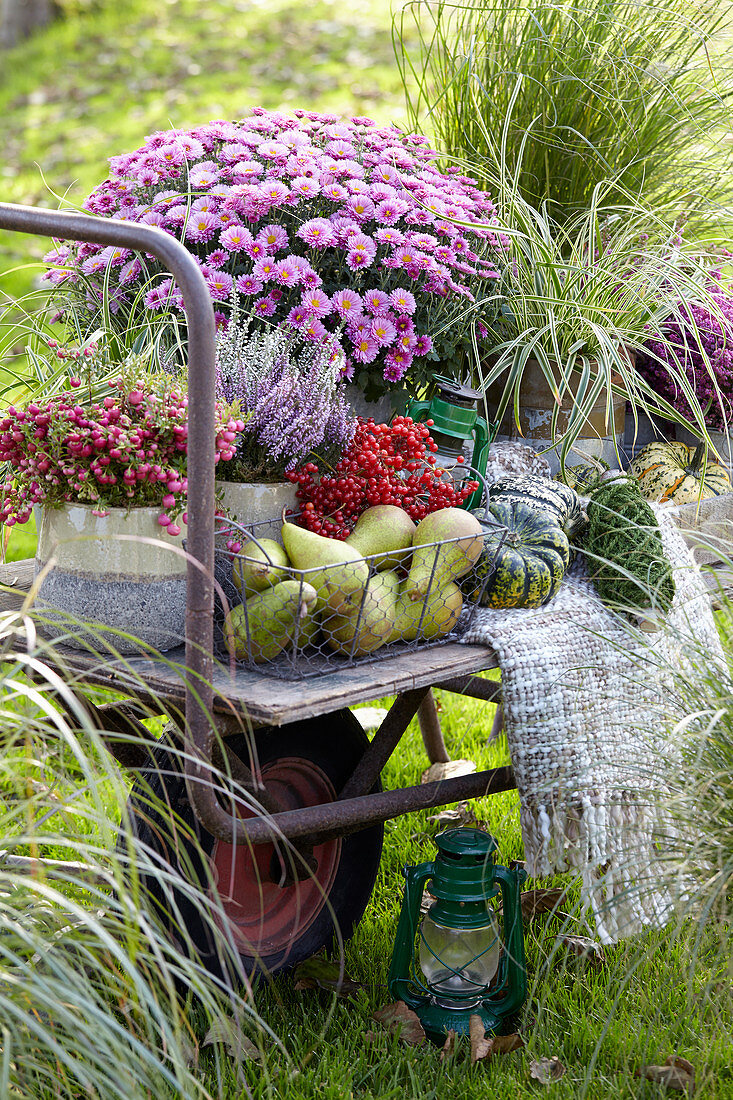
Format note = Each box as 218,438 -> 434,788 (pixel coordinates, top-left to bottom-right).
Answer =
209,756 -> 341,961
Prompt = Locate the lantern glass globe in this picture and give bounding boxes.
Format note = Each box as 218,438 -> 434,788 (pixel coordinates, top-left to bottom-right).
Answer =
418,908 -> 501,1009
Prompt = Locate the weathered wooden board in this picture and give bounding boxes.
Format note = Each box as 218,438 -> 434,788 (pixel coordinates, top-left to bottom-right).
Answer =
0,559 -> 498,726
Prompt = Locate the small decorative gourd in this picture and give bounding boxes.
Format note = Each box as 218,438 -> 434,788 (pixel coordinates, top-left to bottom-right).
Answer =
628,441 -> 731,503
463,499 -> 570,609
487,474 -> 585,537
581,480 -> 675,614
556,459 -> 609,496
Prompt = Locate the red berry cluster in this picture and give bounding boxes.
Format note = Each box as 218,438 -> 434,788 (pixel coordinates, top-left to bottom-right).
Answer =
288,416 -> 478,539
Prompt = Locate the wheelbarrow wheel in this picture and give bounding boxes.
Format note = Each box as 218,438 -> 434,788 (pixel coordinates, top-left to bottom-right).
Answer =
120,708 -> 383,980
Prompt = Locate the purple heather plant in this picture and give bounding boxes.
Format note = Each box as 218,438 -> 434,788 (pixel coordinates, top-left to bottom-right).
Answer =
44,108 -> 503,399
637,276 -> 733,431
215,307 -> 356,482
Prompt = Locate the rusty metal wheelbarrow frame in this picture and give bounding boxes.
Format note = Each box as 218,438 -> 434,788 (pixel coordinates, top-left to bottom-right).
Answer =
0,203 -> 514,857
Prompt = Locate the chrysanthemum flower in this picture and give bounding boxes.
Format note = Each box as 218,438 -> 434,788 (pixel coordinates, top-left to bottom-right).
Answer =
332,289 -> 363,318
301,288 -> 331,318
60,109 -> 502,393
297,218 -> 335,247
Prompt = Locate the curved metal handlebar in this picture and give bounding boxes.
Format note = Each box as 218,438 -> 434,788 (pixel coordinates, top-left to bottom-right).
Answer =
0,202 -> 246,843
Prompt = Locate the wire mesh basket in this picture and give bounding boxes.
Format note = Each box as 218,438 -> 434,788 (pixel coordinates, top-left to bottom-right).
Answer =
213,504 -> 506,681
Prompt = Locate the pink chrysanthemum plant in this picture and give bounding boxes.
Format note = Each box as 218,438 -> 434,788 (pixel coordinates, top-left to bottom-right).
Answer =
0,343 -> 245,536
45,108 -> 503,401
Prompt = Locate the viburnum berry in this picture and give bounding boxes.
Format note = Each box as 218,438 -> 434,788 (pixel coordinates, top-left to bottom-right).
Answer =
288,416 -> 478,539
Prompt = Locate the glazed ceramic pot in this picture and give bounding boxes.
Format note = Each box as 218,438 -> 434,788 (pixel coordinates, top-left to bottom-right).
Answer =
34,504 -> 187,653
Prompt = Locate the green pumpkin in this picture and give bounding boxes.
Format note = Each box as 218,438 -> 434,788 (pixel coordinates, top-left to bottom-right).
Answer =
628,441 -> 731,503
556,459 -> 609,495
463,499 -> 570,609
485,474 -> 585,537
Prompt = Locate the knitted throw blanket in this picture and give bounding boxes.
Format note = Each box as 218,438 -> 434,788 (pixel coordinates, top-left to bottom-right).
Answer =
461,509 -> 723,943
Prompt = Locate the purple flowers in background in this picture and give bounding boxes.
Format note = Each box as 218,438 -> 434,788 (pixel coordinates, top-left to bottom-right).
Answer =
215,311 -> 356,481
45,108 -> 502,395
637,278 -> 733,430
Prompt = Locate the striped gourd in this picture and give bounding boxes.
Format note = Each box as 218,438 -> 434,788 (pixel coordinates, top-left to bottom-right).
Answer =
462,499 -> 570,609
628,441 -> 731,504
556,459 -> 609,495
486,474 -> 585,537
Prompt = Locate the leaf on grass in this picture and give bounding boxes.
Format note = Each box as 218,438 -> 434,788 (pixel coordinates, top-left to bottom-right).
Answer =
427,802 -> 477,830
372,1002 -> 426,1046
203,1018 -> 261,1064
529,1056 -> 566,1083
521,889 -> 566,919
420,888 -> 435,915
491,1033 -> 525,1054
421,759 -> 477,785
636,1056 -> 696,1094
556,935 -> 605,968
440,1029 -> 456,1062
293,955 -> 364,997
468,1017 -> 525,1064
469,1015 -> 493,1064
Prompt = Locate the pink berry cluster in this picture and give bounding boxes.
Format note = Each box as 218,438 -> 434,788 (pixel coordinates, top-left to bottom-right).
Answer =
0,370 -> 244,534
45,108 -> 503,398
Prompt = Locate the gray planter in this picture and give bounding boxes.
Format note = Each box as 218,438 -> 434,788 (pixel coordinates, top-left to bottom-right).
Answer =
216,479 -> 298,541
35,504 -> 187,653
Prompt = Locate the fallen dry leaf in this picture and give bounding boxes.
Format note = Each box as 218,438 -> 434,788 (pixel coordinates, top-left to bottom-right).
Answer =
491,1032 -> 525,1054
636,1056 -> 696,1094
419,888 -> 436,915
203,1018 -> 261,1064
521,889 -> 566,919
469,1015 -> 493,1064
293,955 -> 364,997
440,1029 -> 456,1062
556,934 -> 605,968
421,759 -> 477,785
529,1056 -> 566,1083
372,1002 -> 426,1046
427,802 -> 476,830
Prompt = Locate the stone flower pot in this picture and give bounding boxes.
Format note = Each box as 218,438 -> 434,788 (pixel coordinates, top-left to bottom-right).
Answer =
35,504 -> 187,653
216,479 -> 298,541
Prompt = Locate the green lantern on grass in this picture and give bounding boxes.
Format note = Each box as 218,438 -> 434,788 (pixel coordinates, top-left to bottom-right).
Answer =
388,828 -> 527,1045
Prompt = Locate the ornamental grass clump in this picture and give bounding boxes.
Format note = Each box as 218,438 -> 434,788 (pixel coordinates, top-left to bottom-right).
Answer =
46,108 -> 503,399
637,277 -> 733,432
215,308 -> 356,483
0,344 -> 245,535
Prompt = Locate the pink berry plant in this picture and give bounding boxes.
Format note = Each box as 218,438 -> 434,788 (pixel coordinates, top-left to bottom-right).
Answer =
0,346 -> 245,535
45,108 -> 503,399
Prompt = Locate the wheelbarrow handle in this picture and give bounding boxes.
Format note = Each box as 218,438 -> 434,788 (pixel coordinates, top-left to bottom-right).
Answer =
0,202 -> 218,826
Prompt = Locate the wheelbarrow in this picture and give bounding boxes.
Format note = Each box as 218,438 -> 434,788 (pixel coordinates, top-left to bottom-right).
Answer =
0,203 -> 514,976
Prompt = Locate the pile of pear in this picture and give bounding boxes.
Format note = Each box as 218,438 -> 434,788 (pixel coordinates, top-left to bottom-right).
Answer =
223,504 -> 484,663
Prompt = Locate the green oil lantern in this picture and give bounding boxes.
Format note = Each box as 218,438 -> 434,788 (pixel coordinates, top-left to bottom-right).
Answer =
407,377 -> 492,510
388,828 -> 527,1045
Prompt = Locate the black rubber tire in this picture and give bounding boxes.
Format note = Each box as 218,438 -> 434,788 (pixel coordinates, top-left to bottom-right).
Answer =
120,708 -> 383,980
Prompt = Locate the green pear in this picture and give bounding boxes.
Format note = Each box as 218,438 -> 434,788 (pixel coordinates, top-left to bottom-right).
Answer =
224,580 -> 317,662
390,579 -> 464,642
404,508 -> 483,601
232,537 -> 289,595
281,520 -> 369,613
345,505 -> 416,570
324,570 -> 399,657
293,601 -> 321,650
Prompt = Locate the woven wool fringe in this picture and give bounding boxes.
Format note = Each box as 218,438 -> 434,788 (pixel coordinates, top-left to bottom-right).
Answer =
461,508 -> 723,944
